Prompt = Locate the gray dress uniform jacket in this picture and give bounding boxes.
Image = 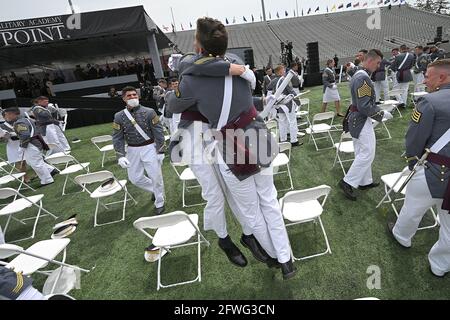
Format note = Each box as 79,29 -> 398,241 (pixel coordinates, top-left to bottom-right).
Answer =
266,76 -> 297,113
112,105 -> 165,159
30,105 -> 57,136
347,69 -> 384,139
390,52 -> 414,83
405,83 -> 450,199
0,266 -> 33,300
13,117 -> 46,150
322,67 -> 336,92
372,59 -> 391,82
414,53 -> 430,74
166,53 -> 278,181
0,120 -> 19,142
263,74 -> 275,95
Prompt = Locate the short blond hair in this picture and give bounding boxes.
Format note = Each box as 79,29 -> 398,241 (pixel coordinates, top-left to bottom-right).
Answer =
274,64 -> 285,75
428,58 -> 450,70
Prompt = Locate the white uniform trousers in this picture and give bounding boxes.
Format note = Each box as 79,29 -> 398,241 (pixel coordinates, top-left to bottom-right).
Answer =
413,73 -> 425,92
126,144 -> 165,208
6,140 -> 24,164
344,118 -> 376,188
278,112 -> 298,143
0,225 -> 5,244
392,168 -> 450,275
219,164 -> 292,264
44,125 -> 70,153
23,145 -> 54,185
393,82 -> 410,104
171,114 -> 181,136
374,80 -> 389,102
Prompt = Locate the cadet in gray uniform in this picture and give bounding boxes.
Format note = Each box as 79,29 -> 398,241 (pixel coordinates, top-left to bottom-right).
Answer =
13,117 -> 56,186
0,266 -> 45,300
267,65 -> 300,146
390,45 -> 415,107
340,49 -> 393,201
168,52 -> 267,268
263,67 -> 275,95
389,59 -> 450,277
112,86 -> 166,215
413,45 -> 430,92
321,59 -> 343,117
372,58 -> 391,103
430,45 -> 446,62
167,17 -> 296,280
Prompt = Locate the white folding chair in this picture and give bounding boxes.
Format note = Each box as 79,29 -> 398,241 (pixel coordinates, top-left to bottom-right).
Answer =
265,119 -> 279,143
171,162 -> 205,208
133,211 -> 210,291
305,112 -> 335,151
74,171 -> 137,227
376,167 -> 439,231
279,185 -> 332,261
372,118 -> 392,141
273,142 -> 294,192
91,135 -> 115,168
0,188 -> 58,243
0,240 -> 89,295
333,132 -> 355,175
45,155 -> 90,196
44,143 -> 71,162
0,160 -> 35,194
381,88 -> 404,117
297,98 -> 311,129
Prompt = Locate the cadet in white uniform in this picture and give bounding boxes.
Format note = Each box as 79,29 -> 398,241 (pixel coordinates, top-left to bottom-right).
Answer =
321,59 -> 344,117
340,49 -> 393,201
112,86 -> 166,215
389,59 -> 450,277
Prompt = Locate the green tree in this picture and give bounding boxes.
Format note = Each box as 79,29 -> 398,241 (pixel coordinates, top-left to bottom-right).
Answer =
415,0 -> 450,14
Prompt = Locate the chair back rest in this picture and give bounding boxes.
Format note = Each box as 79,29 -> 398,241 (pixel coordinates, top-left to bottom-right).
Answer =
0,188 -> 19,200
299,98 -> 310,111
133,211 -> 197,239
265,120 -> 278,131
340,131 -> 353,142
91,135 -> 112,148
278,142 -> 292,158
171,162 -> 188,177
313,112 -> 335,124
281,185 -> 331,208
74,171 -> 114,186
45,155 -> 75,166
0,244 -> 23,259
388,89 -> 404,97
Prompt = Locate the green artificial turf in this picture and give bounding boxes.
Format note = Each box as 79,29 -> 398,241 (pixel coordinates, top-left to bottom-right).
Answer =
1,83 -> 448,300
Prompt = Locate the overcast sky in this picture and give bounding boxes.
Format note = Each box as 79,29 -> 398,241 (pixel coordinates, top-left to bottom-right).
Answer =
0,0 -> 405,31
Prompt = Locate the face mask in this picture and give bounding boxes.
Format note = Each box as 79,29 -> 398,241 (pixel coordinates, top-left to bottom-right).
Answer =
127,98 -> 139,108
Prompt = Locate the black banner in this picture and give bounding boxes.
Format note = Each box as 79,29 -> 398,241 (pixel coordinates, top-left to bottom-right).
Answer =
0,6 -> 154,49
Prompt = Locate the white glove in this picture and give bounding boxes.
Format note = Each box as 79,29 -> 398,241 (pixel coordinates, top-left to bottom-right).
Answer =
118,157 -> 130,169
383,111 -> 393,121
332,84 -> 338,90
240,65 -> 256,90
264,95 -> 276,107
157,153 -> 165,164
168,54 -> 183,71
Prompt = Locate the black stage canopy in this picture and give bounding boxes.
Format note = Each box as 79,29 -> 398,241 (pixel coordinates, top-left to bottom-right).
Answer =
0,6 -> 172,72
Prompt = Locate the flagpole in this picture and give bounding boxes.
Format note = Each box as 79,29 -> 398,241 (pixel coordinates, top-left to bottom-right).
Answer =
261,0 -> 267,22
170,7 -> 176,32
296,0 -> 299,16
68,0 -> 75,14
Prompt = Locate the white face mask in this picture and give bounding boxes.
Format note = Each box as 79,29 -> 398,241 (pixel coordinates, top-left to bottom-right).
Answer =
127,98 -> 139,108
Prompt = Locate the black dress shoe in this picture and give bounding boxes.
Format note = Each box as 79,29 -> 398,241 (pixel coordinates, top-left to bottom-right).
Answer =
219,236 -> 248,267
38,181 -> 55,188
154,206 -> 165,215
281,260 -> 297,280
339,179 -> 357,201
266,257 -> 281,269
359,182 -> 380,190
240,234 -> 270,263
291,141 -> 303,148
387,221 -> 410,249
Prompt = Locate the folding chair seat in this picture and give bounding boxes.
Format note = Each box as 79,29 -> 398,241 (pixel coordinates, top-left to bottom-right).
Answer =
376,168 -> 439,231
46,155 -> 90,196
0,159 -> 35,193
279,185 -> 332,261
0,188 -> 57,243
133,211 -> 210,290
305,112 -> 335,151
372,118 -> 392,141
171,162 -> 205,208
273,142 -> 294,192
265,119 -> 279,143
0,239 -> 89,295
333,132 -> 355,175
297,98 -> 311,129
74,171 -> 137,227
90,136 -> 114,168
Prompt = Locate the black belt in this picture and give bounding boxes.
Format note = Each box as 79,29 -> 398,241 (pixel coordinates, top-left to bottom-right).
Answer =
128,139 -> 154,147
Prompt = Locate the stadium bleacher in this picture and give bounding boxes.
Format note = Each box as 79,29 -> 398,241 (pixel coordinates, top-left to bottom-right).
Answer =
168,5 -> 450,67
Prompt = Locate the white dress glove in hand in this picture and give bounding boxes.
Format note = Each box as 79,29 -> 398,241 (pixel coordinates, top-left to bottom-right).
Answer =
240,65 -> 256,90
383,111 -> 393,121
118,157 -> 130,169
157,153 -> 165,164
332,84 -> 338,90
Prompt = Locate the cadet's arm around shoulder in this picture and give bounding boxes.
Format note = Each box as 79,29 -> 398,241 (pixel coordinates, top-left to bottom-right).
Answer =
166,89 -> 197,114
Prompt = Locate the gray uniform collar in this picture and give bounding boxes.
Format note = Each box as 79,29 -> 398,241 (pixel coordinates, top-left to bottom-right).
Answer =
439,83 -> 450,91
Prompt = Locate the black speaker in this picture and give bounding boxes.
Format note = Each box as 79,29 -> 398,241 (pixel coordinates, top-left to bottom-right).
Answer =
437,26 -> 443,38
244,48 -> 255,69
306,42 -> 320,73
